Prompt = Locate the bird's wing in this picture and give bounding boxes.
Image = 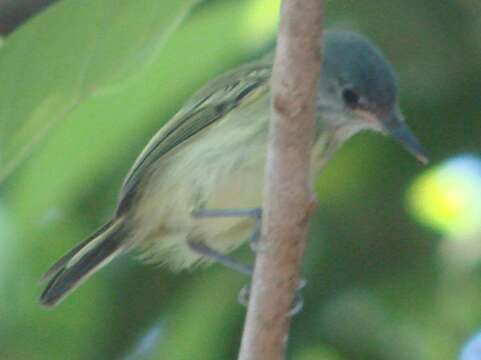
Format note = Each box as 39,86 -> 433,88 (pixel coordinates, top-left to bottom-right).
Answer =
116,61 -> 272,214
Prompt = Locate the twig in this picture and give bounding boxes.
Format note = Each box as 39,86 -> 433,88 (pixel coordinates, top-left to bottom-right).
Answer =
237,0 -> 324,359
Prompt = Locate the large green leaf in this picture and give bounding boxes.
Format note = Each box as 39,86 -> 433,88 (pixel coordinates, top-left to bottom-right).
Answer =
0,1 -> 278,359
7,0 -> 277,220
0,0 -> 200,183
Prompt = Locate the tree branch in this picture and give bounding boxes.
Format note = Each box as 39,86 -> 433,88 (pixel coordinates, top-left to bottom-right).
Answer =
238,1 -> 324,359
0,0 -> 57,34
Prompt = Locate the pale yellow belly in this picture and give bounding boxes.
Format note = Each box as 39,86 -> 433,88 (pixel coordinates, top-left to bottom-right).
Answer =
129,101 -> 338,270
131,100 -> 269,269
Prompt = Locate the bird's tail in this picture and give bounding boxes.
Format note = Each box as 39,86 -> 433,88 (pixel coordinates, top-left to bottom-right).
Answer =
39,217 -> 127,307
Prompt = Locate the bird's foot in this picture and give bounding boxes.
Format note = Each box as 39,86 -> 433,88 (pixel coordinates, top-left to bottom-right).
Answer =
238,279 -> 306,316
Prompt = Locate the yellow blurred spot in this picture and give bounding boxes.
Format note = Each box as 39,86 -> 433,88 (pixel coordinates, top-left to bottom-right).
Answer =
240,0 -> 280,48
408,155 -> 481,237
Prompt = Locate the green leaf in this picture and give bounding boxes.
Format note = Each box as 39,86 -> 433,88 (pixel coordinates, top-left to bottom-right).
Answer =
7,0 -> 276,220
0,0 -> 200,183
0,1 -> 278,358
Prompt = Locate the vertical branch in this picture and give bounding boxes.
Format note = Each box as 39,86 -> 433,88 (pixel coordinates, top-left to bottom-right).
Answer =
238,0 -> 324,359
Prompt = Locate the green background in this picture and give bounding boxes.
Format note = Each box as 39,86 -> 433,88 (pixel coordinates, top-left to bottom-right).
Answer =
0,0 -> 480,359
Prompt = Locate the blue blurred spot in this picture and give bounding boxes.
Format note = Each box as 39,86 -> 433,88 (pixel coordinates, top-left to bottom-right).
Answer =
460,330 -> 481,360
444,155 -> 481,178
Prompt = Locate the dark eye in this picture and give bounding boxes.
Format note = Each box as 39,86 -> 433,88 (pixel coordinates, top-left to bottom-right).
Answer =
342,88 -> 360,107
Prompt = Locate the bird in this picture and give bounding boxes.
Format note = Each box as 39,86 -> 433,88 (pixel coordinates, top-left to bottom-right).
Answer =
39,30 -> 427,307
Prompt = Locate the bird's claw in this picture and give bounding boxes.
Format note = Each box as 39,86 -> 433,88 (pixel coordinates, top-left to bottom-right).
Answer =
237,279 -> 306,316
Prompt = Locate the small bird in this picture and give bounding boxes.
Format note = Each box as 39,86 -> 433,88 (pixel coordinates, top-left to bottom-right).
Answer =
40,30 -> 427,307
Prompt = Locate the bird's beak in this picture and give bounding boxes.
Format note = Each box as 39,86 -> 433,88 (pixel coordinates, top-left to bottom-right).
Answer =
381,107 -> 429,164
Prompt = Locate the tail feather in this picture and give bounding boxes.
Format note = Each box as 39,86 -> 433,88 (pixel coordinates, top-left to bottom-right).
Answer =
40,221 -> 115,283
40,218 -> 126,307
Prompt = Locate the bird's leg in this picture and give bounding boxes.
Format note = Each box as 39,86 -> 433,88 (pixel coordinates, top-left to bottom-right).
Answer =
247,209 -> 262,252
190,206 -> 304,315
187,239 -> 252,276
188,207 -> 261,276
191,207 -> 262,252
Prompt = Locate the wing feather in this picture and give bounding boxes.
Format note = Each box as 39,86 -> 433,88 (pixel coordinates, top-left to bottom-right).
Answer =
116,61 -> 272,214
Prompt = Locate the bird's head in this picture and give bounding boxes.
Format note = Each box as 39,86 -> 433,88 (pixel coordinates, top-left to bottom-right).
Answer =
318,30 -> 428,164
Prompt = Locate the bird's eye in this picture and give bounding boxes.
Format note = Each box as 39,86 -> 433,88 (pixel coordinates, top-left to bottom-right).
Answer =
342,88 -> 360,107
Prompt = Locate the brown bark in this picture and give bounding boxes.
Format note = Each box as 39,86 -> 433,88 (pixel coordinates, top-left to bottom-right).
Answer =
238,0 -> 324,359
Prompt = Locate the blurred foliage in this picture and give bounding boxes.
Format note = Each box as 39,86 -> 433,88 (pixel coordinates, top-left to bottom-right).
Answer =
408,155 -> 481,237
0,0 -> 480,359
